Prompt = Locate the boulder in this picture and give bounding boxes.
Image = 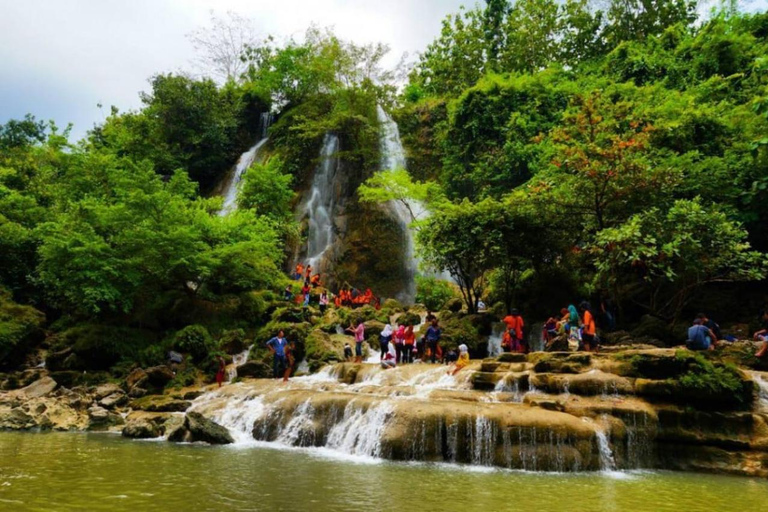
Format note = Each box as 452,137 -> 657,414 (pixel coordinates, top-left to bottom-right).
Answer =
182,390 -> 204,401
163,414 -> 186,440
126,368 -> 148,390
18,376 -> 57,398
129,387 -> 147,398
168,412 -> 233,445
145,366 -> 175,388
234,360 -> 269,379
545,335 -> 570,352
445,298 -> 463,313
363,320 -> 386,340
122,418 -> 161,439
87,405 -> 124,430
130,395 -> 191,413
99,392 -> 128,409
93,383 -> 123,400
0,407 -> 36,429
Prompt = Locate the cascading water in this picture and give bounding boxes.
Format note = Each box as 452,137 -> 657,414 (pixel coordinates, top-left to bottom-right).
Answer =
750,371 -> 768,411
227,344 -> 254,382
216,112 -> 273,216
376,105 -> 424,302
487,323 -> 505,357
303,134 -> 340,271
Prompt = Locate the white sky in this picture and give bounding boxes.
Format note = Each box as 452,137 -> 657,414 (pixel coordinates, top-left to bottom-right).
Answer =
0,0 -> 470,139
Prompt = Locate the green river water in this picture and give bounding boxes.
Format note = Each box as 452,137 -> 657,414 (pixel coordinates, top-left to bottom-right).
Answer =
0,432 -> 766,511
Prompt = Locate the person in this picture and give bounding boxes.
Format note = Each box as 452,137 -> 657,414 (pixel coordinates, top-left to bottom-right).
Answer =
449,344 -> 470,376
295,263 -> 304,281
753,310 -> 768,358
305,265 -> 313,281
544,316 -> 559,343
444,348 -> 458,364
567,304 -> 581,347
319,291 -> 329,314
477,300 -> 487,312
697,313 -> 721,341
503,309 -> 525,353
580,302 -> 598,352
283,341 -> 296,382
688,318 -> 717,351
266,330 -> 289,379
301,283 -> 311,301
403,323 -> 415,364
283,285 -> 293,302
311,274 -> 321,288
346,319 -> 365,363
344,343 -> 353,362
381,343 -> 397,369
394,324 -> 406,364
426,319 -> 442,364
216,355 -> 226,388
380,324 -> 393,359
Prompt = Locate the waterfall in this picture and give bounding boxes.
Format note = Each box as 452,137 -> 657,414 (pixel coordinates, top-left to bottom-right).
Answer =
325,401 -> 394,458
750,371 -> 768,411
216,112 -> 273,216
303,134 -> 340,271
377,105 -> 422,303
583,417 -> 617,471
227,344 -> 254,382
487,323 -> 505,357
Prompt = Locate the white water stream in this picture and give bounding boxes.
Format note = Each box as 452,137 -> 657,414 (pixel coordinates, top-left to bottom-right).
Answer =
303,134 -> 340,271
216,112 -> 273,216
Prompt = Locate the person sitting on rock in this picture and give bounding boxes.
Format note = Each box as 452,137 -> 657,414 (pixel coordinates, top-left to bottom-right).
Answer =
697,313 -> 721,341
381,342 -> 397,370
266,330 -> 289,379
448,344 -> 470,376
687,319 -> 717,351
344,343 -> 353,361
753,310 -> 768,358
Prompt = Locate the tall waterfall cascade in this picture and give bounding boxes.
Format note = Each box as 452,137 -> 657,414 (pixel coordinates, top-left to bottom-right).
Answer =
302,134 -> 341,271
215,112 -> 273,216
376,106 -> 428,302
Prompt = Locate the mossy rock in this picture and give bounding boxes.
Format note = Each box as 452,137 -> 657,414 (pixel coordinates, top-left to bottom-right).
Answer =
397,311 -> 422,327
130,395 -> 191,413
238,290 -> 273,324
363,320 -> 386,341
304,329 -> 348,371
531,353 -> 591,374
219,329 -> 248,355
270,306 -> 308,324
439,315 -> 485,357
444,298 -> 463,313
317,309 -> 344,334
497,353 -> 528,363
382,299 -> 405,313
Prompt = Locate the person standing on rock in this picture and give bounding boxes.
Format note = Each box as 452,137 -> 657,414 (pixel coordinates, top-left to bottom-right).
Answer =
380,324 -> 393,360
503,309 -> 525,353
394,324 -> 406,364
426,319 -> 442,364
404,323 -> 415,364
346,319 -> 365,363
319,291 -> 329,314
216,356 -> 226,388
266,330 -> 289,379
580,302 -> 598,352
283,341 -> 296,382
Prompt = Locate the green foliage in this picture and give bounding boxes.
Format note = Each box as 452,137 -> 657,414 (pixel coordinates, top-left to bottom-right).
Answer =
56,324 -> 157,371
174,325 -> 215,362
237,157 -> 294,221
415,276 -> 457,312
674,350 -> 752,408
0,288 -> 45,364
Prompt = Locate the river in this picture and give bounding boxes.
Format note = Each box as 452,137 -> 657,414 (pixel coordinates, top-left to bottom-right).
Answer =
0,432 -> 766,511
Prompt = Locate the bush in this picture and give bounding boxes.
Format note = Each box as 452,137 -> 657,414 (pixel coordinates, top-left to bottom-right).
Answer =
174,325 -> 215,362
219,329 -> 248,354
415,276 -> 456,312
56,324 -> 156,370
0,289 -> 45,364
675,351 -> 752,409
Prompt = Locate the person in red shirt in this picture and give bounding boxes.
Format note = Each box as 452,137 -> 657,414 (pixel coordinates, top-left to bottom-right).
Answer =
580,302 -> 598,352
503,309 -> 525,353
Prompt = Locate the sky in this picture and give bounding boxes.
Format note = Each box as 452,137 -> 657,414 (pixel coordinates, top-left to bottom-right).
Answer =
0,0 -> 469,140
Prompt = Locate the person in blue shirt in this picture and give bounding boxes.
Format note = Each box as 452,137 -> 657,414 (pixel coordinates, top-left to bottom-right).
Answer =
425,319 -> 442,364
266,330 -> 289,379
687,319 -> 717,351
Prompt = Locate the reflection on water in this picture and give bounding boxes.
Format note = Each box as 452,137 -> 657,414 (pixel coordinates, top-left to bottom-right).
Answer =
0,432 -> 765,512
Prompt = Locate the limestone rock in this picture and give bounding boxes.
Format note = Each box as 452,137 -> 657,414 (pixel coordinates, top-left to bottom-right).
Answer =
18,376 -> 57,398
145,366 -> 175,387
122,418 -> 161,439
129,387 -> 147,398
93,383 -> 123,400
130,395 -> 191,413
167,412 -> 233,445
99,392 -> 128,409
236,360 -> 270,379
126,368 -> 148,390
87,405 -> 124,430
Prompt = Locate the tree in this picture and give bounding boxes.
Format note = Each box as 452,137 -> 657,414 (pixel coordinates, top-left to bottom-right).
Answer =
237,156 -> 294,221
499,0 -> 562,73
534,91 -> 678,231
358,168 -> 446,223
187,11 -> 261,82
605,0 -> 698,47
592,198 -> 768,322
417,199 -> 507,313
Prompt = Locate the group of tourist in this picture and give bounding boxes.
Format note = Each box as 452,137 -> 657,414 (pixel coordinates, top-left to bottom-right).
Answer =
540,302 -> 600,352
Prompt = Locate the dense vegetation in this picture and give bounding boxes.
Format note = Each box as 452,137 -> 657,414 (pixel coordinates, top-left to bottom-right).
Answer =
363,1 -> 768,325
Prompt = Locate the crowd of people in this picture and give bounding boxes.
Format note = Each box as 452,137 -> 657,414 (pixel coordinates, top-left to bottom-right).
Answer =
541,302 -> 601,352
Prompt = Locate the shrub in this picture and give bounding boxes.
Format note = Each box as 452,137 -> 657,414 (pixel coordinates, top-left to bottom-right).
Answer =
174,325 -> 214,362
416,276 -> 456,312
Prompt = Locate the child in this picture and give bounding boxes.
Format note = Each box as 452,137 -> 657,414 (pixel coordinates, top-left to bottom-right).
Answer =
448,344 -> 469,376
381,343 -> 397,370
344,343 -> 353,362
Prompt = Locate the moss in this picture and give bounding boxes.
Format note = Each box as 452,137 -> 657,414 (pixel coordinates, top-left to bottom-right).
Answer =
54,324 -> 158,371
174,325 -> 215,362
304,329 -> 347,371
673,351 -> 753,410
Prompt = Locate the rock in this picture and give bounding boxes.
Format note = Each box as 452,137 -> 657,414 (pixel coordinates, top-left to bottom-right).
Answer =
99,392 -> 128,409
236,360 -> 270,379
182,390 -> 204,400
18,376 -> 57,398
363,320 -> 386,340
87,405 -> 124,430
0,407 -> 36,429
122,418 -> 161,439
544,335 -> 570,352
497,353 -> 527,363
445,298 -> 463,312
145,366 -> 175,388
382,299 -> 404,312
93,383 -> 123,400
185,411 -> 234,444
130,395 -> 191,413
218,329 -> 247,355
126,368 -> 148,390
129,387 -> 147,398
163,414 -> 186,440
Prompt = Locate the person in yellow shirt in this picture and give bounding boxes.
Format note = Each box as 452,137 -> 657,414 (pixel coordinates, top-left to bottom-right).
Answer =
580,301 -> 598,352
449,344 -> 470,376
